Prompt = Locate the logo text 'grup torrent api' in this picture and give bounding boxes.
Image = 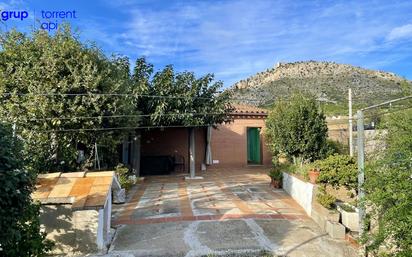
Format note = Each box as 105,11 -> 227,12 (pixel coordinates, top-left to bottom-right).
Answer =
0,9 -> 77,31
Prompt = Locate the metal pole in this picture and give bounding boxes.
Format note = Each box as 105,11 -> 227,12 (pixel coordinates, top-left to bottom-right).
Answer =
356,110 -> 365,256
349,88 -> 354,157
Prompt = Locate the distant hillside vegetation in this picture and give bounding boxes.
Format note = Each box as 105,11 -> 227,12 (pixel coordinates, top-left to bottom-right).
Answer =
231,61 -> 411,113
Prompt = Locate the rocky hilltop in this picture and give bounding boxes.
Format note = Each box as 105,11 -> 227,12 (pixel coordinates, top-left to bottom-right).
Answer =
231,61 -> 410,107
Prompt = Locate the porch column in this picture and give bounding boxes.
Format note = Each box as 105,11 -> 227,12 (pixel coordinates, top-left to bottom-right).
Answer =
205,126 -> 212,165
135,130 -> 141,177
130,130 -> 141,177
186,127 -> 203,180
189,127 -> 196,178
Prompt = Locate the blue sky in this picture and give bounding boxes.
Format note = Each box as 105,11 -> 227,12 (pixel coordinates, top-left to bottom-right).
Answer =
1,0 -> 412,87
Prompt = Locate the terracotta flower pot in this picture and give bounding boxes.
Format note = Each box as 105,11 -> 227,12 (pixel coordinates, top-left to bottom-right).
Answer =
308,169 -> 320,184
270,178 -> 281,189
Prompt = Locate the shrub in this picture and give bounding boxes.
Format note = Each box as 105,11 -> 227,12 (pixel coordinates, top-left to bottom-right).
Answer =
266,92 -> 329,165
268,168 -> 283,181
316,185 -> 336,209
322,139 -> 346,157
0,123 -> 53,256
115,164 -> 133,190
314,154 -> 357,191
363,109 -> 412,256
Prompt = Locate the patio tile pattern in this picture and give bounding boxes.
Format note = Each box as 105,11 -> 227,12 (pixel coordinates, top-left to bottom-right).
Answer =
113,168 -> 308,225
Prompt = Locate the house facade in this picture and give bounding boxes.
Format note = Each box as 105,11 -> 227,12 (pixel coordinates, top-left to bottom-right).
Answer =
210,104 -> 272,168
122,104 -> 272,176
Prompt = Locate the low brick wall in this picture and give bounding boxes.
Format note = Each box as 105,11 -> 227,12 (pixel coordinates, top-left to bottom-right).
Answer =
282,172 -> 314,216
282,173 -> 347,239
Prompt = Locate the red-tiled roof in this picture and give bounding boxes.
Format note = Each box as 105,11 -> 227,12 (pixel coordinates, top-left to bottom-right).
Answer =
231,104 -> 268,115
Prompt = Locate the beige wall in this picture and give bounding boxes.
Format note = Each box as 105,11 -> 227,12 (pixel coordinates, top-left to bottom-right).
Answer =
327,117 -> 349,144
40,205 -> 99,256
210,117 -> 272,168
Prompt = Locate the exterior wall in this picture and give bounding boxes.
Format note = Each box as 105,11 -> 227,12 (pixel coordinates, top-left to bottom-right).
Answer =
210,117 -> 271,168
326,117 -> 349,144
40,205 -> 100,256
282,172 -> 314,216
141,127 -> 206,172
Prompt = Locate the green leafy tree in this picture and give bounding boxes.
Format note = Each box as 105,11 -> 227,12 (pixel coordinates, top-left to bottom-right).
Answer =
0,27 -> 138,172
131,57 -> 233,126
363,109 -> 412,256
0,122 -> 53,256
265,93 -> 329,165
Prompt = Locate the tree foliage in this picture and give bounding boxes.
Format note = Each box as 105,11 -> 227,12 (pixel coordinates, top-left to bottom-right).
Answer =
0,122 -> 53,256
363,109 -> 412,256
265,93 -> 329,164
131,57 -> 233,127
0,27 -> 139,172
0,30 -> 232,173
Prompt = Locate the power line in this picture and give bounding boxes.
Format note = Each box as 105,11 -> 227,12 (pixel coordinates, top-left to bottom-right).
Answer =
8,105 -> 412,133
3,103 -> 411,126
1,112 -> 226,122
361,95 -> 412,111
0,92 -> 262,102
18,124 -> 214,133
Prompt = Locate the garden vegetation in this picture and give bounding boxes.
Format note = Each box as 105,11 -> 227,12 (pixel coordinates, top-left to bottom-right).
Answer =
0,26 -> 232,255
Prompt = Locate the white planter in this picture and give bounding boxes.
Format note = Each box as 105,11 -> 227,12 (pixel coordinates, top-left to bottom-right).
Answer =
337,204 -> 359,232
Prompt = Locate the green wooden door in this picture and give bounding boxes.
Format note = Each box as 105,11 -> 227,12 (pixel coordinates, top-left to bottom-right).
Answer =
247,127 -> 261,164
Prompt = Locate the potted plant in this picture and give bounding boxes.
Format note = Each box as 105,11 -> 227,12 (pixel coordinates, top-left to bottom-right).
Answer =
268,168 -> 283,188
308,168 -> 320,184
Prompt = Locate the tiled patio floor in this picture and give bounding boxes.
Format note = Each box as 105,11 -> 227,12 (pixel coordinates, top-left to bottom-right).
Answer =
113,168 -> 308,225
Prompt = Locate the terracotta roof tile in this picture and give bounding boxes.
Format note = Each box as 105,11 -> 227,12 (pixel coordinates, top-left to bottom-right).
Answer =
69,177 -> 94,197
231,104 -> 268,115
32,171 -> 114,210
47,177 -> 77,201
32,177 -> 59,200
84,184 -> 111,209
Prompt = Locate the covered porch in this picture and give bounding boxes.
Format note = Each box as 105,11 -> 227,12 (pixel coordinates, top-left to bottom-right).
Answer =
121,126 -> 213,178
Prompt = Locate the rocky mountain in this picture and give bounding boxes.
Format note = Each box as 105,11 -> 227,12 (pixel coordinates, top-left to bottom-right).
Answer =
231,61 -> 410,109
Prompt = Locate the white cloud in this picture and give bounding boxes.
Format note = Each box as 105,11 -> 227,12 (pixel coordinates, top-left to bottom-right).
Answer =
85,0 -> 412,85
387,24 -> 412,41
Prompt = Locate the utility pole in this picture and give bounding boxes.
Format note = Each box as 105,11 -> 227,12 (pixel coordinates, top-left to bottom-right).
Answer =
356,110 -> 365,238
355,95 -> 412,257
349,88 -> 354,156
